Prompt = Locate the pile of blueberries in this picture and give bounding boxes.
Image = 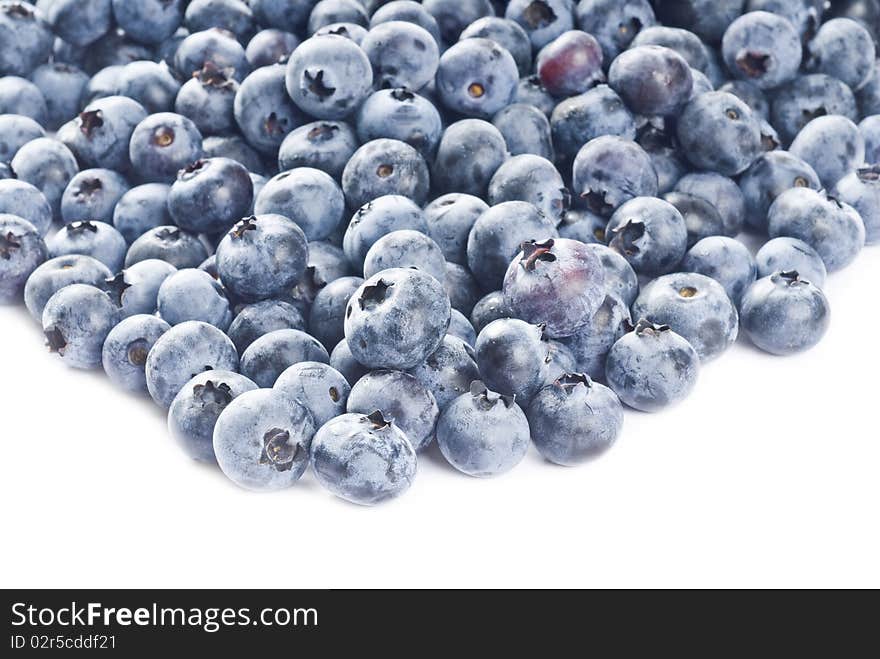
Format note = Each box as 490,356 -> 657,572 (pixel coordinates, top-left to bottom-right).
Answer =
0,0 -> 877,505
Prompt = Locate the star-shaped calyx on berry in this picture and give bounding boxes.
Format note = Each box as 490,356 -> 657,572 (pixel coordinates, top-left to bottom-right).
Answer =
78,109 -> 104,138
44,326 -> 67,355
231,216 -> 258,239
259,427 -> 300,472
101,272 -> 131,307
192,380 -> 233,406
66,220 -> 100,235
0,231 -> 21,260
519,239 -> 557,271
304,69 -> 336,98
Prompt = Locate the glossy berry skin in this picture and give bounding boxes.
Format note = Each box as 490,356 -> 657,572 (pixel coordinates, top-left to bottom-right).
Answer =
60,168 -> 130,225
488,155 -> 568,224
505,0 -> 573,50
111,0 -> 183,46
447,308 -> 477,346
407,335 -> 480,411
168,158 -> 253,235
557,291 -> 628,378
474,318 -> 552,404
216,215 -> 309,302
308,276 -> 364,352
57,96 -> 148,172
363,230 -> 446,284
652,0 -> 742,43
341,138 -> 430,210
606,196 -> 687,277
662,191 -> 725,248
0,1 -> 53,76
471,290 -> 510,334
575,0 -> 656,62
102,314 -> 171,392
23,255 -> 111,322
767,188 -> 866,273
115,259 -> 177,318
435,38 -> 519,119
516,75 -> 556,115
227,299 -> 306,354
355,89 -> 442,159
467,201 -> 559,292
45,0 -> 113,47
770,74 -> 857,146
234,64 -> 305,156
424,193 -> 489,266
630,25 -> 709,73
437,382 -> 530,478
361,21 -> 438,91
741,271 -> 830,356
245,28 -> 300,68
285,34 -> 373,120
0,215 -> 46,303
48,221 -> 127,274
239,328 -> 329,388
42,284 -> 121,370
145,320 -> 239,408
10,138 -> 78,219
111,183 -> 172,245
254,167 -> 344,241
174,28 -> 250,81
129,113 -> 204,184
527,373 -> 623,466
609,45 -> 693,116
674,172 -> 746,238
431,119 -> 508,199
677,92 -> 763,176
572,136 -> 658,217
550,85 -> 637,163
278,121 -> 358,179
213,388 -> 315,492
605,320 -> 700,413
633,272 -> 739,362
492,103 -> 554,160
789,116 -> 865,190
585,243 -> 638,308
806,18 -> 876,92
502,238 -> 605,338
347,369 -> 440,452
0,179 -> 51,236
125,226 -> 209,270
157,268 -> 233,330
721,11 -> 801,90
344,267 -> 451,370
682,237 -> 757,307
275,361 -> 350,429
342,195 -> 428,267
311,411 -> 417,505
738,151 -> 821,233
718,79 -> 768,119
536,30 -> 603,98
834,166 -> 880,245
460,16 -> 532,77
755,237 -> 827,288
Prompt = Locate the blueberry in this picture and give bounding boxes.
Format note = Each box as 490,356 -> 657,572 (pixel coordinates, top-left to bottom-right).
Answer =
344,267 -> 451,369
129,112 -> 204,183
585,243 -> 638,307
516,74 -> 556,115
721,11 -> 801,90
527,373 -> 623,466
111,0 -> 184,46
0,1 -> 53,76
652,0 -> 742,43
0,179 -> 52,236
682,236 -> 757,306
423,0 -> 494,43
424,193 -> 489,266
102,314 -> 171,392
635,119 -> 688,194
115,60 -> 181,115
550,85 -> 637,164
113,258 -> 178,317
677,91 -> 763,176
492,102 -> 554,160
770,74 -> 858,145
213,388 -> 315,491
234,63 -> 306,156
435,38 -> 519,119
488,154 -> 568,224
23,254 -> 111,322
125,226 -> 209,269
558,293 -> 631,381
329,338 -> 369,386
738,151 -> 821,232
806,18 -> 876,92
431,119 -> 508,198
745,0 -> 823,40
405,335 -> 479,411
0,76 -> 48,124
157,268 -> 233,330
250,0 -> 314,35
609,45 -> 693,117
857,64 -> 880,118
174,63 -> 239,135
308,0 -> 368,33
444,263 -> 481,318
341,138 -> 430,209
343,194 -> 428,266
83,27 -> 155,74
474,317 -> 551,403
356,88 -> 442,159
767,187 -> 866,272
312,22 -> 368,44
174,28 -> 249,81
361,21 -> 438,92
228,299 -> 307,354
718,79 -> 769,119
278,121 -> 358,179
254,168 -> 344,241
293,239 -> 354,300
370,1 -> 443,46
470,289 -> 510,333
605,319 -> 700,412
605,196 -> 687,277
633,272 -> 739,361
57,96 -> 148,171
755,237 -> 827,287
436,381 -> 530,477
240,328 -> 329,388
169,158 -> 253,236
145,320 -> 239,408
202,135 -> 267,175
45,0 -> 113,47
285,34 -> 373,120
662,191 -> 725,248
275,361 -> 350,428
310,410 -> 417,505
42,284 -> 121,369
834,165 -> 880,244
740,271 -> 830,355
60,169 -> 130,225
0,214 -> 46,303
861,115 -> 880,164
674,172 -> 747,238
467,201 -> 559,291
446,308 -> 478,347
10,138 -> 78,219
461,17 -> 532,77
534,30 -> 603,98
48,221 -> 127,273
309,275 -> 365,351
168,370 -> 258,462
789,115 -> 865,190
505,0 -> 574,50
630,25 -> 709,73
185,0 -> 255,40
245,28 -> 300,68
572,136 -> 658,217
363,229 -> 447,283
0,114 -> 45,163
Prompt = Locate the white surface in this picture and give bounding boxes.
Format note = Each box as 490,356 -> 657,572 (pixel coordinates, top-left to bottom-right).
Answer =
1,248 -> 879,589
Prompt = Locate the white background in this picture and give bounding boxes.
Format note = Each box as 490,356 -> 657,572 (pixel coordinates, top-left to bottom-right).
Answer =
1,247 -> 878,589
